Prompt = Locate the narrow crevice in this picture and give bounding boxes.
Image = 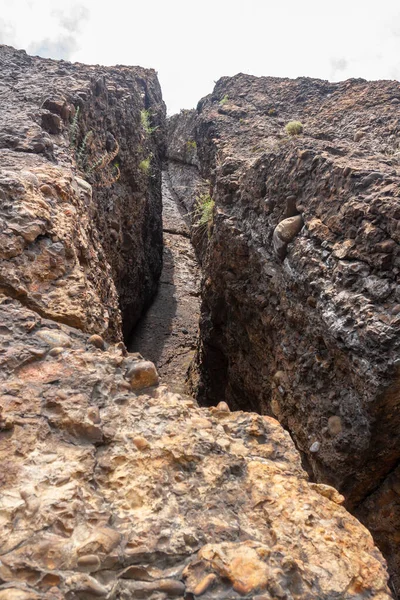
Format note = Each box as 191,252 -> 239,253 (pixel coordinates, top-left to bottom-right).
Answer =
127,170 -> 201,395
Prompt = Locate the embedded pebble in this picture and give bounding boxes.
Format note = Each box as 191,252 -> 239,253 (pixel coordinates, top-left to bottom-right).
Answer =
88,334 -> 106,350
126,360 -> 159,389
132,436 -> 150,450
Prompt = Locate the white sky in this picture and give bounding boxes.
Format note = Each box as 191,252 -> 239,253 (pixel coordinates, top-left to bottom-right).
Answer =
1,0 -> 400,114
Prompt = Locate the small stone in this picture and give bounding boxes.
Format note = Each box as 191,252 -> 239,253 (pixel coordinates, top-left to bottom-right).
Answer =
49,347 -> 64,357
36,329 -> 72,348
87,407 -> 101,424
328,415 -> 342,436
216,401 -> 230,412
273,215 -> 303,260
115,341 -> 128,355
88,334 -> 106,350
40,184 -> 54,196
354,130 -> 364,142
132,436 -> 150,450
68,573 -> 108,596
193,573 -> 217,596
77,554 -> 101,572
309,441 -> 320,453
126,360 -> 159,390
41,111 -> 62,134
191,417 -> 213,429
157,579 -> 186,595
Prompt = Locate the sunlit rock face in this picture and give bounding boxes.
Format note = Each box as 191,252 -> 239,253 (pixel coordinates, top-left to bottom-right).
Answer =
0,46 -> 393,599
0,300 -> 392,599
168,74 -> 400,591
0,44 -> 166,341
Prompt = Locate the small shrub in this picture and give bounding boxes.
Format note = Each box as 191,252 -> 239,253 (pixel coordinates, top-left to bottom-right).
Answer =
195,194 -> 215,232
219,94 -> 229,106
68,105 -> 120,187
140,109 -> 157,134
139,157 -> 151,174
69,106 -> 80,147
285,121 -> 303,136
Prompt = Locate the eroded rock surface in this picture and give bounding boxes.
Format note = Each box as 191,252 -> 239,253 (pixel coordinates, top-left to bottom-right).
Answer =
0,44 -> 166,340
168,75 -> 400,589
0,47 -> 394,598
0,298 -> 392,599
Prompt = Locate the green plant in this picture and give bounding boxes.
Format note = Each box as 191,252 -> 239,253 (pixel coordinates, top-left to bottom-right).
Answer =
76,131 -> 93,169
69,106 -> 80,147
195,193 -> 215,233
139,156 -> 151,174
186,140 -> 197,151
69,106 -> 120,186
285,121 -> 303,136
219,94 -> 229,106
140,109 -> 158,134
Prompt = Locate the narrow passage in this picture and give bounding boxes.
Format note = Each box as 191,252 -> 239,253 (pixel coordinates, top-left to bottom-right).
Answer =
128,171 -> 201,394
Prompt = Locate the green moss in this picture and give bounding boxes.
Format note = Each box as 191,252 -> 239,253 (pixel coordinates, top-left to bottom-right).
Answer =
186,140 -> 197,151
219,94 -> 229,106
139,157 -> 151,173
285,121 -> 303,136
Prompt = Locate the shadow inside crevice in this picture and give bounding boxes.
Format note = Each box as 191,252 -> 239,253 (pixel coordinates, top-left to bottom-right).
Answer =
127,245 -> 178,366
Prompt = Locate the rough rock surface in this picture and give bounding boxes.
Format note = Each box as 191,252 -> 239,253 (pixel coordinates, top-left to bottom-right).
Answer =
0,47 -> 394,599
0,298 -> 392,599
167,75 -> 400,589
128,173 -> 201,394
0,44 -> 166,341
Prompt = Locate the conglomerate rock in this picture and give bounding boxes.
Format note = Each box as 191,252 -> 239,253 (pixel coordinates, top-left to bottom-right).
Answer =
0,298 -> 392,599
0,47 -> 393,598
167,75 -> 400,589
0,44 -> 166,340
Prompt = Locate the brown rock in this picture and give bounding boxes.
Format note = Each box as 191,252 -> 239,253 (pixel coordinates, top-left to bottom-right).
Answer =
126,360 -> 159,389
0,47 -> 394,600
88,334 -> 106,350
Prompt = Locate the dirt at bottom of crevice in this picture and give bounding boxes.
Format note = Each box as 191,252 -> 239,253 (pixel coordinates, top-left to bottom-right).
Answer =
128,171 -> 201,395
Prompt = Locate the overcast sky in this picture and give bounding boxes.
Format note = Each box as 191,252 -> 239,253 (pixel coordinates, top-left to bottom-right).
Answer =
1,0 -> 400,114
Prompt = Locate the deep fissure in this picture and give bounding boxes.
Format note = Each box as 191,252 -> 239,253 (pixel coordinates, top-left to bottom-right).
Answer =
2,45 -> 400,598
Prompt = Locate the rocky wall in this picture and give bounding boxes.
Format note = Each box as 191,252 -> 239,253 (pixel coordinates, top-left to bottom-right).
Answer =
168,74 -> 400,591
0,46 -> 395,599
0,44 -> 166,341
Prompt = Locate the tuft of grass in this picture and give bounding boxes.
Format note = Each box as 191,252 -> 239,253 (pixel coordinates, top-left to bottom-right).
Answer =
219,94 -> 229,106
285,121 -> 303,136
139,157 -> 151,174
195,193 -> 215,230
140,109 -> 157,134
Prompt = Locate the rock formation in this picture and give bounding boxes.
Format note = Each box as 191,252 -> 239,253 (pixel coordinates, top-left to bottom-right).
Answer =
0,44 -> 165,341
0,46 -> 394,598
168,74 -> 400,591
